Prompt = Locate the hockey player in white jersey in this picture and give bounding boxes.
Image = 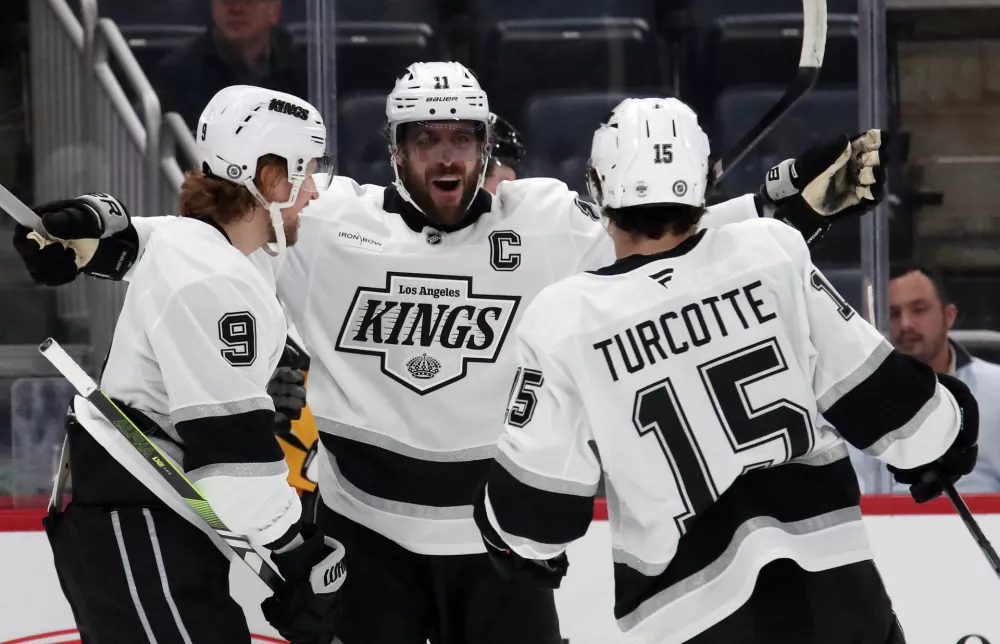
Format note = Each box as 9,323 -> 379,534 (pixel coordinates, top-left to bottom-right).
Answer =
15,62 -> 890,644
472,97 -> 979,644
26,86 -> 347,644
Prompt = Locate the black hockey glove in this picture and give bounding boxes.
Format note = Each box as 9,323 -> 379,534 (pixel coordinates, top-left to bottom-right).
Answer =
472,484 -> 569,589
270,338 -> 310,437
762,130 -> 889,247
887,373 -> 979,503
262,523 -> 346,644
12,193 -> 137,285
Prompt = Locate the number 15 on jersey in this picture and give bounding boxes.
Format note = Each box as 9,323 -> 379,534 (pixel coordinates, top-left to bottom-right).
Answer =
633,337 -> 816,535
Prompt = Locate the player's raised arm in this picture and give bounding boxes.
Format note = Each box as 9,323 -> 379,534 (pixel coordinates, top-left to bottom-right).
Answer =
11,192 -> 146,284
772,221 -> 978,502
698,130 -> 889,238
566,122 -> 889,274
472,298 -> 601,588
760,129 -> 889,245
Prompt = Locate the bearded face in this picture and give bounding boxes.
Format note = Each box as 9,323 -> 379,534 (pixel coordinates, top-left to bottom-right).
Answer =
394,120 -> 487,227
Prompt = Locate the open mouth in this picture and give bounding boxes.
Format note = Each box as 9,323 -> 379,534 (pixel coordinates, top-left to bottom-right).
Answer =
432,177 -> 462,193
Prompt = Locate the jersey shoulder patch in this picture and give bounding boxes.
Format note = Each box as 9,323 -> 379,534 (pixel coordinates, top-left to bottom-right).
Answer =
574,197 -> 600,222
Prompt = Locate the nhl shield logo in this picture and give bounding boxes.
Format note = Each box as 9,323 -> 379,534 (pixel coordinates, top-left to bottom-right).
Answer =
335,272 -> 521,394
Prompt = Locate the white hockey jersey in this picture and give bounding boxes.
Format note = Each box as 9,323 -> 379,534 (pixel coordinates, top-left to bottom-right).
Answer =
129,177 -> 765,555
92,217 -> 301,548
479,218 -> 961,643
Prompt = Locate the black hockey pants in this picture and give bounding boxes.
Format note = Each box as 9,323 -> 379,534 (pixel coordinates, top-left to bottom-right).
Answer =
44,503 -> 250,644
318,505 -> 564,644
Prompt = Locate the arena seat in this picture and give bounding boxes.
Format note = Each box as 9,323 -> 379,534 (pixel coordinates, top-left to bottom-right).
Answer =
339,92 -> 394,187
524,92 -> 630,195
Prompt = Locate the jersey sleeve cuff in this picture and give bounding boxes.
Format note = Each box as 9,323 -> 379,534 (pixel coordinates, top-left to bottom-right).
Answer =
266,520 -> 304,553
249,496 -> 303,548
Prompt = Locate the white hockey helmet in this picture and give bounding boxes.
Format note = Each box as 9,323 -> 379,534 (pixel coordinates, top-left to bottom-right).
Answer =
386,62 -> 492,213
196,85 -> 333,256
587,97 -> 711,211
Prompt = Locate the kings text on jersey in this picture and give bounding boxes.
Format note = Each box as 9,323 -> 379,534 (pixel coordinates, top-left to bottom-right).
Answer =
336,272 -> 521,394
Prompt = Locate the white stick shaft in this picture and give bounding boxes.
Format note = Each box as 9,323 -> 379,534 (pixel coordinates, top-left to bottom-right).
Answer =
799,0 -> 829,69
70,395 -> 254,572
0,181 -> 43,229
39,338 -> 98,396
38,337 -> 283,592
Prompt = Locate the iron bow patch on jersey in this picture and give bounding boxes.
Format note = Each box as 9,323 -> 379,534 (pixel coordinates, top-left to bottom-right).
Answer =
335,272 -> 521,394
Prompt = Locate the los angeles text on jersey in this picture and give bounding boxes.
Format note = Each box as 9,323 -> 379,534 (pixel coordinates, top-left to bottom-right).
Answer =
336,272 -> 521,394
593,279 -> 776,382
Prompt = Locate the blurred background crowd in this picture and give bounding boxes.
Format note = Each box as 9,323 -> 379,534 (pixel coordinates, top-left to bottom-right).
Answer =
1,0 -> 999,504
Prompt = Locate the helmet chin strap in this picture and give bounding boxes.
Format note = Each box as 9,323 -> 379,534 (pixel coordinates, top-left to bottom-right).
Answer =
388,146 -> 491,221
245,180 -> 302,258
261,203 -> 287,258
390,155 -> 427,216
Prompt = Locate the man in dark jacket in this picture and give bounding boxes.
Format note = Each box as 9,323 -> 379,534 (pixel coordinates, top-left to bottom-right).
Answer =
152,0 -> 307,131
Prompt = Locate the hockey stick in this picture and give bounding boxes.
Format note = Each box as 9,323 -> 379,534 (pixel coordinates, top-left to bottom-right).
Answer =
859,276 -> 1000,580
38,337 -> 285,593
943,479 -> 1000,580
710,0 -> 828,185
0,181 -> 42,229
0,181 -> 103,268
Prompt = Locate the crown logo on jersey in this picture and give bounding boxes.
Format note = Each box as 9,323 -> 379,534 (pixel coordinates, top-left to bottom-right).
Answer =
406,353 -> 443,379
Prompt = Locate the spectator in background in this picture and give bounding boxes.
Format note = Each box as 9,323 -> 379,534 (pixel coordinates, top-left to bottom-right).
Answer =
887,262 -> 1000,491
152,0 -> 307,132
483,112 -> 525,195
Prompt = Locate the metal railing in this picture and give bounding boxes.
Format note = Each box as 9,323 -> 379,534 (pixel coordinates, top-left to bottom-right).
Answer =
161,111 -> 199,196
28,0 -> 196,368
91,15 -> 162,217
951,329 -> 1000,364
29,0 -> 93,340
